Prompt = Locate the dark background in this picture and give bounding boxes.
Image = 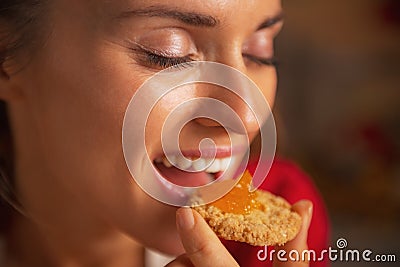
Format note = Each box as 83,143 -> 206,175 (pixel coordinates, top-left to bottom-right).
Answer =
275,0 -> 400,266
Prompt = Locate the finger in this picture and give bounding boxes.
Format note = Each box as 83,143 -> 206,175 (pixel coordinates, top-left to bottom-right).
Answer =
273,200 -> 313,267
174,207 -> 239,267
285,200 -> 313,251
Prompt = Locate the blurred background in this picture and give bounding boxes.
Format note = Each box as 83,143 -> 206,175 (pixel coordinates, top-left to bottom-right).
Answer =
275,0 -> 400,266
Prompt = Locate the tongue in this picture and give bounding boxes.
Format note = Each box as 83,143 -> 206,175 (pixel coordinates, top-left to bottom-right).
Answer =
155,162 -> 214,187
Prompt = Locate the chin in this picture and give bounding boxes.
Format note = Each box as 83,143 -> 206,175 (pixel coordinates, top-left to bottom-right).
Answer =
123,193 -> 185,256
142,225 -> 185,256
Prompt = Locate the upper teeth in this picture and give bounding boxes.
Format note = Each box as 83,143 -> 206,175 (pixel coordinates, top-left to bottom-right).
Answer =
156,155 -> 232,173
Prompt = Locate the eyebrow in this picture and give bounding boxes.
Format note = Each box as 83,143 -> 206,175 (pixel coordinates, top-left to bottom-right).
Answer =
117,5 -> 283,30
117,5 -> 219,27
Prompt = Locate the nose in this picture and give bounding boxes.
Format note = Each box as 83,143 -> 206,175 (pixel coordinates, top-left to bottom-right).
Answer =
194,50 -> 269,134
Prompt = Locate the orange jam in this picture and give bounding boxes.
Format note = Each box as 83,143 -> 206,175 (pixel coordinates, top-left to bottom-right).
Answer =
212,170 -> 261,215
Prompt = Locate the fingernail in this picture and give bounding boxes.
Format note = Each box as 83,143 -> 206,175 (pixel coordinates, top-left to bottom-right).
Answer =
177,208 -> 195,231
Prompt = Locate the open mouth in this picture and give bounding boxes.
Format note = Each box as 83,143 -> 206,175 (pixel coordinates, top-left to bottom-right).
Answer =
153,154 -> 233,187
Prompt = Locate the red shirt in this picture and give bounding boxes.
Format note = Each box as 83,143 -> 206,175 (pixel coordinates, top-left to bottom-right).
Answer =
223,159 -> 330,267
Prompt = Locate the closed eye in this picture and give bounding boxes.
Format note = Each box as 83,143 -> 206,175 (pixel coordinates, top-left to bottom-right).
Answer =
145,52 -> 195,69
243,54 -> 279,67
130,44 -> 277,70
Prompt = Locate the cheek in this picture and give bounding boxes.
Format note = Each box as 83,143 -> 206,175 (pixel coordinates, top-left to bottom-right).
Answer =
249,68 -> 277,109
31,46 -> 135,177
255,67 -> 277,109
19,34 -> 184,246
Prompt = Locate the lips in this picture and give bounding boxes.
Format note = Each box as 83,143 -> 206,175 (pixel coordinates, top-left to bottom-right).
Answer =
153,150 -> 239,187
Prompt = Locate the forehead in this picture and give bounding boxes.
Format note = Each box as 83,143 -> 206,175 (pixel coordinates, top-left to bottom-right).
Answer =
91,0 -> 282,25
105,0 -> 281,11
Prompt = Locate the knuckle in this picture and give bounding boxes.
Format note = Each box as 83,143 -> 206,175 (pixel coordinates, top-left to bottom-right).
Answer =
187,238 -> 215,257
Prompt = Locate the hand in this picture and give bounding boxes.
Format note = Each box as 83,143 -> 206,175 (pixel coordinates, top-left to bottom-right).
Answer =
273,200 -> 313,267
165,208 -> 239,267
166,200 -> 313,267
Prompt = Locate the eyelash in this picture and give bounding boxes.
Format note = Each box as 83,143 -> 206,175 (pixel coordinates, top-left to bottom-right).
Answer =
145,52 -> 195,69
242,54 -> 279,67
140,50 -> 278,69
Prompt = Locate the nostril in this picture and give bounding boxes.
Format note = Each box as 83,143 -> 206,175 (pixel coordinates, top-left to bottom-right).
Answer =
194,118 -> 222,127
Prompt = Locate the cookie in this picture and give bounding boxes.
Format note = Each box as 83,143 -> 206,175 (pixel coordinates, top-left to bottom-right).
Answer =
192,171 -> 302,246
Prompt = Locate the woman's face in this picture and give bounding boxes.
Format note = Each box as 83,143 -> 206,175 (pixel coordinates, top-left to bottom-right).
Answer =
6,0 -> 282,255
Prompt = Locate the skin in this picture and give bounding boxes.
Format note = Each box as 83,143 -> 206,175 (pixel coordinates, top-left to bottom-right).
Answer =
0,0 -> 312,266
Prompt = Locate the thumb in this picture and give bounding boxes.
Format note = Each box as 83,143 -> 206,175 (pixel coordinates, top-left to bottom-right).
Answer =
173,207 -> 238,267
